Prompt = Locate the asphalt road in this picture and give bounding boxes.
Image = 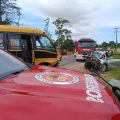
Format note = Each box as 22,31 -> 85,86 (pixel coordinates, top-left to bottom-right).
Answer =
57,55 -> 89,73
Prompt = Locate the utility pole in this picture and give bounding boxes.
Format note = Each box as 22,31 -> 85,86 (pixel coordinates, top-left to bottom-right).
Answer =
114,27 -> 120,52
0,0 -> 2,23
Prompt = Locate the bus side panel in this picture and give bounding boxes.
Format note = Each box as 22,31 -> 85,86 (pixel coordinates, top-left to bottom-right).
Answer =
34,50 -> 57,58
33,35 -> 59,66
34,49 -> 58,66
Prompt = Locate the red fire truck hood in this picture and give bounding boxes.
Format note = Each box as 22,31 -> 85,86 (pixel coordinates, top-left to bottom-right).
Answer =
0,66 -> 120,120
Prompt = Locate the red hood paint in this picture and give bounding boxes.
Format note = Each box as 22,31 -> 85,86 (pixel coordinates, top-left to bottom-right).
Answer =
0,65 -> 119,120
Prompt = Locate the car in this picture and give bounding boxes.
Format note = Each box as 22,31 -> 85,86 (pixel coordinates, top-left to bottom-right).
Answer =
0,49 -> 120,120
84,50 -> 115,72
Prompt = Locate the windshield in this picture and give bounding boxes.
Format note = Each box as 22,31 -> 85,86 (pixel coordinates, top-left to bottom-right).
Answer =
0,50 -> 29,79
78,41 -> 96,48
35,36 -> 56,52
91,51 -> 103,59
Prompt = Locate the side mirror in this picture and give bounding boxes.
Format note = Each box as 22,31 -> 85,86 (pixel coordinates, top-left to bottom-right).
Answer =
108,51 -> 113,56
109,79 -> 120,88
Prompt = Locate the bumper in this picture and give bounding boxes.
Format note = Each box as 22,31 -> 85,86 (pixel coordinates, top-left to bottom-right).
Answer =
76,54 -> 85,60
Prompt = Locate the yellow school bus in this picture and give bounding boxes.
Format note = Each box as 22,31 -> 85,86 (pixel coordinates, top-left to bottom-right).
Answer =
0,25 -> 61,66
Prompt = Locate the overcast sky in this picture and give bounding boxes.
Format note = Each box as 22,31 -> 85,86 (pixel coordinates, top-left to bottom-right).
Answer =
17,0 -> 120,44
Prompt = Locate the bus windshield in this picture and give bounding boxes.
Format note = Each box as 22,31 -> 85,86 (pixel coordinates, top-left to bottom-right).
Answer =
35,36 -> 56,51
78,41 -> 96,48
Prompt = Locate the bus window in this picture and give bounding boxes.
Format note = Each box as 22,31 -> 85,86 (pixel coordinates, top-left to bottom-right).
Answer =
0,33 -> 4,49
35,37 -> 44,49
35,36 -> 56,52
9,35 -> 21,50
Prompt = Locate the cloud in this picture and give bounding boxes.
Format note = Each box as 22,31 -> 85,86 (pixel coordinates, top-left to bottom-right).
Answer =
31,0 -> 102,38
17,0 -> 120,40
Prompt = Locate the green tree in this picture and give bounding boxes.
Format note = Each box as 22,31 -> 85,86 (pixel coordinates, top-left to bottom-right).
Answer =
53,18 -> 69,39
109,41 -> 116,48
63,29 -> 72,40
0,0 -> 21,25
101,42 -> 108,50
63,39 -> 74,51
53,18 -> 72,51
118,43 -> 120,48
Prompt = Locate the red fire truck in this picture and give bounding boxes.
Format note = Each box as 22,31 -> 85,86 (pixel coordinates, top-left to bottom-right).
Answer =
75,38 -> 96,61
0,49 -> 120,120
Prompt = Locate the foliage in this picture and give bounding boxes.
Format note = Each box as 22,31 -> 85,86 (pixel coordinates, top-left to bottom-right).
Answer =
63,39 -> 74,51
101,42 -> 109,49
117,43 -> 120,48
101,41 -> 120,49
0,0 -> 21,25
109,41 -> 116,48
53,18 -> 74,52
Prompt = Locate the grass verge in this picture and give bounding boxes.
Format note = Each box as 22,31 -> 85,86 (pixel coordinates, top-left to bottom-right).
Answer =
112,52 -> 120,59
102,69 -> 120,80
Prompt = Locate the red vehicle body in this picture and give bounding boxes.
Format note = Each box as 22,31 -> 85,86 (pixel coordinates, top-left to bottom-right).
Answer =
0,49 -> 120,120
75,38 -> 96,61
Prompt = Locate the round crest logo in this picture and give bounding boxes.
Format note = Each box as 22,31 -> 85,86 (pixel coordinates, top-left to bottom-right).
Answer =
35,72 -> 79,85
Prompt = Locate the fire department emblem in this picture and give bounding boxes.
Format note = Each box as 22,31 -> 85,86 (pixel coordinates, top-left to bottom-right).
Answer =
35,72 -> 79,85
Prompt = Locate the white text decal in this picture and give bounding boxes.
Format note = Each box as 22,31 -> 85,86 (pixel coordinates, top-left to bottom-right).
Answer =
85,74 -> 104,103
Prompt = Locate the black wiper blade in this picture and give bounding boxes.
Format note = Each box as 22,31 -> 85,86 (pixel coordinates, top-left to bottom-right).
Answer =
0,69 -> 25,80
11,69 -> 24,74
24,62 -> 34,68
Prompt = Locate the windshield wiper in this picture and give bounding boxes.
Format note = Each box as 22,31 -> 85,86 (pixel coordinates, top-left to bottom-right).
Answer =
23,62 -> 34,68
0,69 -> 25,80
11,69 -> 25,74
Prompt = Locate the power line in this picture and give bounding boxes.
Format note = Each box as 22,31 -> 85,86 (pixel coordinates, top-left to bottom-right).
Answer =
114,27 -> 120,52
